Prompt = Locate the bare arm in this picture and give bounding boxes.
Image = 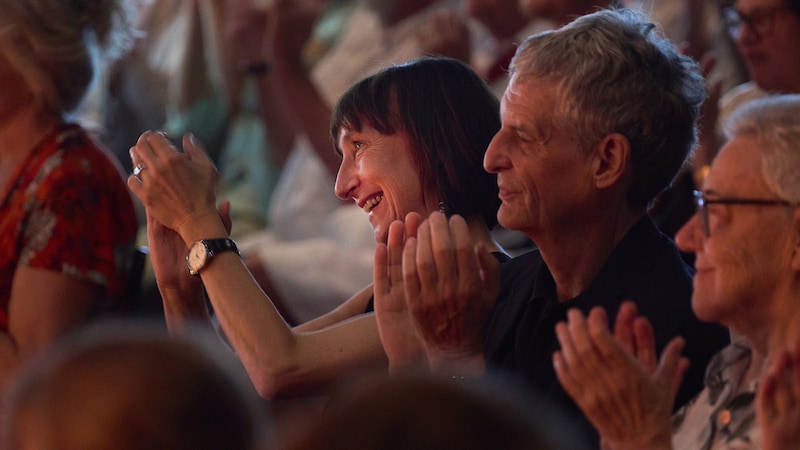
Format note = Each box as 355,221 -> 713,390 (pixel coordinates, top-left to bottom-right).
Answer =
198,251 -> 385,397
129,132 -> 387,398
146,209 -> 213,332
1,267 -> 98,390
293,283 -> 375,333
269,0 -> 341,177
223,0 -> 298,166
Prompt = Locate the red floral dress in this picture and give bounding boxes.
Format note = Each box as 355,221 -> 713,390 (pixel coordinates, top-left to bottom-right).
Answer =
0,124 -> 138,329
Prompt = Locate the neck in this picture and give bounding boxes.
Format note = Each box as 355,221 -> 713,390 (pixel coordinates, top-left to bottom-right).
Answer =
0,103 -> 63,168
735,284 -> 800,383
531,205 -> 643,301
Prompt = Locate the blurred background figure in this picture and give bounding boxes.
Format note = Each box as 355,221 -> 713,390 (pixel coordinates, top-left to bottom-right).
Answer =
105,0 -> 283,237
0,322 -> 270,450
717,0 -> 800,131
0,0 -> 140,392
464,0 -> 548,112
90,0 -> 286,299
656,0 -> 800,251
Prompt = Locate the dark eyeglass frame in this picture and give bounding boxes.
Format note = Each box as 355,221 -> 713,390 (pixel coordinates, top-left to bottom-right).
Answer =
722,5 -> 794,39
693,190 -> 797,237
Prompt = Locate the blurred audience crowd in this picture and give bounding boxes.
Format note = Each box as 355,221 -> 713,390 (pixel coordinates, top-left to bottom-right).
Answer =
1,0 -> 800,448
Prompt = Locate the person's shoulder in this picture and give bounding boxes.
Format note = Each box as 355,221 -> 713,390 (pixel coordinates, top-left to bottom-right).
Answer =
58,127 -> 129,180
43,126 -> 136,217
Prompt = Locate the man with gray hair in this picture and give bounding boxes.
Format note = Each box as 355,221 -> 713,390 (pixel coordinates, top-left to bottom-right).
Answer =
375,7 -> 730,445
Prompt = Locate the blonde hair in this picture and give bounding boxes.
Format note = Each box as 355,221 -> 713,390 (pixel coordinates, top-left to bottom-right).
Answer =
0,0 -> 142,114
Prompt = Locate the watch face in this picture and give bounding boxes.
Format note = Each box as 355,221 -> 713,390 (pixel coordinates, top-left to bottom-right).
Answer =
187,241 -> 208,274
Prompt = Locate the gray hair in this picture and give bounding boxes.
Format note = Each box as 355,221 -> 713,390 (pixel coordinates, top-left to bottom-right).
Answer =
509,7 -> 706,209
0,0 -> 142,114
724,94 -> 800,203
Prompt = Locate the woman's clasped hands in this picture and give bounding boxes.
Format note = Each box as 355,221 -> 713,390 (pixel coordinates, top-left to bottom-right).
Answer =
128,131 -> 223,242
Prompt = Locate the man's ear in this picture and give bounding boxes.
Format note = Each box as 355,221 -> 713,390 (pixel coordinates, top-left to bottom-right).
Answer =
592,133 -> 630,190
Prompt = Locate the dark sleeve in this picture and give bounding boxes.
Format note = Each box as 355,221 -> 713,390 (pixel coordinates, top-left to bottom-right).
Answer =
630,246 -> 729,410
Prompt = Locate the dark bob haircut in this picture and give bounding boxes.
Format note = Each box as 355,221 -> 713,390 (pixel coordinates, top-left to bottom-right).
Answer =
330,57 -> 501,229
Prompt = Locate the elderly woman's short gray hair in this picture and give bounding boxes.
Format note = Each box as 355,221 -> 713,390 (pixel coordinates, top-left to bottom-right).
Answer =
724,94 -> 800,203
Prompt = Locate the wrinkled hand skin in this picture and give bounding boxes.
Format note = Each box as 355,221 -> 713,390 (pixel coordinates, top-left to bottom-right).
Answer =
146,201 -> 232,294
553,302 -> 688,450
758,342 -> 800,450
373,213 -> 426,372
401,211 -> 500,372
135,132 -> 234,325
128,132 -> 220,240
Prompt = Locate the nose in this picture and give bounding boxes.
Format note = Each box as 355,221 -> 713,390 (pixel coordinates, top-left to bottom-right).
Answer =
675,213 -> 702,254
334,157 -> 357,200
484,131 -> 510,173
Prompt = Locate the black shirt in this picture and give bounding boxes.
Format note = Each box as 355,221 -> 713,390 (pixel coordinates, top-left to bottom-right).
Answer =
483,216 -> 730,446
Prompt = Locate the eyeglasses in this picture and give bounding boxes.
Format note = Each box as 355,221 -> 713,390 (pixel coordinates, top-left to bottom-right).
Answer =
693,190 -> 796,237
723,5 -> 794,39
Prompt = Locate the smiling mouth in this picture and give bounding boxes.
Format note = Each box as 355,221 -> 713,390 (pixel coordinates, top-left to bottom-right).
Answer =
362,194 -> 383,213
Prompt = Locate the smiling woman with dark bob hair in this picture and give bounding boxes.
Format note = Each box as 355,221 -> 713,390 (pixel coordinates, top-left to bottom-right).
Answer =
128,56 -> 505,399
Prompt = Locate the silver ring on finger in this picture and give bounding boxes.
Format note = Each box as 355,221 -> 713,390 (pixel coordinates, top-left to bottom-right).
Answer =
133,163 -> 145,182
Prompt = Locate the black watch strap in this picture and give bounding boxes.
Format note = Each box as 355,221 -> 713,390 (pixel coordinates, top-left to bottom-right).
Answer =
187,238 -> 241,277
204,238 -> 240,256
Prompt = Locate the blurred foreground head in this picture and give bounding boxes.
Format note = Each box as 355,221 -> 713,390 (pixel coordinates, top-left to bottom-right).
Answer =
286,373 -> 584,450
0,322 -> 268,450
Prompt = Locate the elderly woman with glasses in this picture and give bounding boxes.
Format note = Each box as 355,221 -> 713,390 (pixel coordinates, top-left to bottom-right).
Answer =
551,94 -> 800,450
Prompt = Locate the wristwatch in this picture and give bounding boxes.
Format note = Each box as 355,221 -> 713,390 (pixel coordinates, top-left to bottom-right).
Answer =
186,238 -> 240,276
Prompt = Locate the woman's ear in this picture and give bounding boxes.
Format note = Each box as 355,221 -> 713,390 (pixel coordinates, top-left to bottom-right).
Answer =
592,133 -> 630,190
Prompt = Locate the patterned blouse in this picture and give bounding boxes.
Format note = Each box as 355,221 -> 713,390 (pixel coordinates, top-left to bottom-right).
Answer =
672,342 -> 761,450
0,124 -> 138,329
